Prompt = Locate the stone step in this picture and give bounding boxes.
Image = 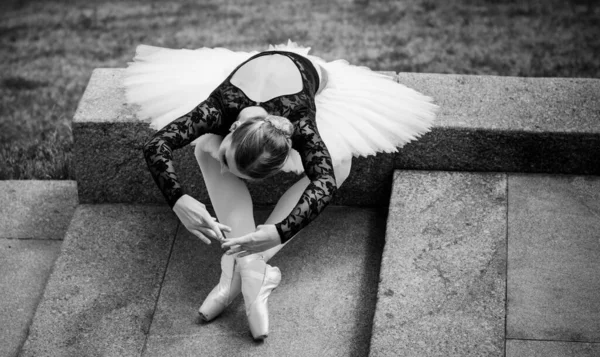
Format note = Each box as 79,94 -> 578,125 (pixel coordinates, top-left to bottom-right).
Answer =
370,170 -> 600,357
17,171 -> 600,356
0,180 -> 77,357
0,180 -> 78,240
370,170 -> 507,356
506,174 -> 600,343
72,69 -> 600,205
143,206 -> 385,357
20,204 -> 386,357
19,204 -> 178,357
0,239 -> 62,357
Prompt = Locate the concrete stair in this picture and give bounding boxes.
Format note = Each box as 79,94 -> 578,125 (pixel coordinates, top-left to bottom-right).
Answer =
4,173 -> 600,356
2,71 -> 599,356
0,181 -> 78,357
18,204 -> 385,357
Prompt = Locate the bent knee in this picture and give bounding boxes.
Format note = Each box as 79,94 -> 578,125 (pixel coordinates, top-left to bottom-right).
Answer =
193,134 -> 223,161
193,140 -> 207,159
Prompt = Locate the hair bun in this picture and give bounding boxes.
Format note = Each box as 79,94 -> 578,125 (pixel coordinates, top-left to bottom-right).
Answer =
264,115 -> 293,139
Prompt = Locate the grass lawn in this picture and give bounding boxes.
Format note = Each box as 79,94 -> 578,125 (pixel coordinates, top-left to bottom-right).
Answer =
1,0 -> 599,179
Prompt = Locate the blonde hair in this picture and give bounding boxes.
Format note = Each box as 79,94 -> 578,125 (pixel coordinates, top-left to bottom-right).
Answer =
230,115 -> 294,179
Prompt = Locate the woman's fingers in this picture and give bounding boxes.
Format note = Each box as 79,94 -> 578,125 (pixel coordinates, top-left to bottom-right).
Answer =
190,229 -> 211,245
198,227 -> 218,240
221,237 -> 244,248
205,220 -> 227,240
216,222 -> 232,233
221,237 -> 246,254
206,217 -> 231,240
224,244 -> 245,255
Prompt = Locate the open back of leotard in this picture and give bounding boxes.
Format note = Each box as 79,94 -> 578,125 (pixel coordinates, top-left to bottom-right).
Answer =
229,54 -> 303,104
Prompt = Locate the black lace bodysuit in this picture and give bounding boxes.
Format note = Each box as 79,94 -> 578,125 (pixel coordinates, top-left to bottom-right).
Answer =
143,51 -> 337,243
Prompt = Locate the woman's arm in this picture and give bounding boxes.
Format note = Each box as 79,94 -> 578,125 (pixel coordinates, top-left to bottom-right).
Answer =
143,95 -> 225,207
274,106 -> 337,243
144,94 -> 233,243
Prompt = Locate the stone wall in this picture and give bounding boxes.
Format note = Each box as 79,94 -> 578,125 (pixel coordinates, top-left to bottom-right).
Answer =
73,69 -> 600,205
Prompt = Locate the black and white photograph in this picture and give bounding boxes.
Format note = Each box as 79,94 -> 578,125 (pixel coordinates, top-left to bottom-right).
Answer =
1,0 -> 599,356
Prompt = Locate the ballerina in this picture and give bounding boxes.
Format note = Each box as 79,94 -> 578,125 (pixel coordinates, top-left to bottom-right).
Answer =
125,40 -> 437,340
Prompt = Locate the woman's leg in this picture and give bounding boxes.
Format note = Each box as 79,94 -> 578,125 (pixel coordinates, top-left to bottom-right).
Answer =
195,139 -> 255,321
222,155 -> 351,340
259,158 -> 353,262
195,141 -> 255,237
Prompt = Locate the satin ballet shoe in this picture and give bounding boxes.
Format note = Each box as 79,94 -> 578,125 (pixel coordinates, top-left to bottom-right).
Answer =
239,257 -> 281,341
198,253 -> 241,322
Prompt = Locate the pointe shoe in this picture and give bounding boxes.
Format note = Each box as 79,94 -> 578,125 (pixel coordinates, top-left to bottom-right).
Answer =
239,256 -> 281,341
198,253 -> 241,322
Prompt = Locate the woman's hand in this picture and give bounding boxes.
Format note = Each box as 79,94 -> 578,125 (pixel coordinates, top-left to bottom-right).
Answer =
221,224 -> 281,257
172,194 -> 231,244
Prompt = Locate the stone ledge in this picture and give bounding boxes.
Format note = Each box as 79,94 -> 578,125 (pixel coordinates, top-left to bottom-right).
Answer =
73,69 -> 600,204
370,170 -> 507,356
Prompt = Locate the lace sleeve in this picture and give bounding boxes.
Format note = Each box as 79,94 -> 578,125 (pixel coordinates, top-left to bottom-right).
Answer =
143,94 -> 225,207
274,106 -> 337,242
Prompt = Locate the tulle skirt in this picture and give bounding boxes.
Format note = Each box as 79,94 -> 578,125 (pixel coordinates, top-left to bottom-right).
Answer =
124,40 -> 437,174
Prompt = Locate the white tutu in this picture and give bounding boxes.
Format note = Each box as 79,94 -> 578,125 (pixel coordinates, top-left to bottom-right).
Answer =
124,40 -> 437,174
